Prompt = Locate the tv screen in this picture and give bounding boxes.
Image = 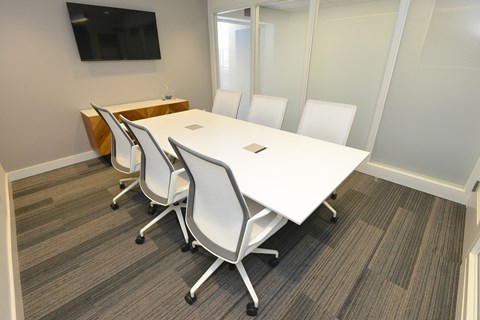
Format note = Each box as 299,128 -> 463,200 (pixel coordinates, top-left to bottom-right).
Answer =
66,3 -> 161,61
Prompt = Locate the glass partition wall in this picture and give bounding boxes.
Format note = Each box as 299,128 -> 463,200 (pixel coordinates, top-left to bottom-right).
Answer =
255,1 -> 310,132
307,0 -> 401,150
214,1 -> 310,129
371,0 -> 480,186
210,0 -> 480,195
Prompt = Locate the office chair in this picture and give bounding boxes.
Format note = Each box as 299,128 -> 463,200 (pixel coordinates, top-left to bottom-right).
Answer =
120,116 -> 190,251
211,88 -> 242,118
91,103 -> 141,210
169,137 -> 288,317
296,99 -> 357,222
246,94 -> 288,129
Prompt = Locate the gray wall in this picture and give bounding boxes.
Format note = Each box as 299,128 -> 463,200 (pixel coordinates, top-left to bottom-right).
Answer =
0,0 -> 212,172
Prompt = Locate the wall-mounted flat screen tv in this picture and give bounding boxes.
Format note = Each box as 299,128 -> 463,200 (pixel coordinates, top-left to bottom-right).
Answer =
66,3 -> 161,61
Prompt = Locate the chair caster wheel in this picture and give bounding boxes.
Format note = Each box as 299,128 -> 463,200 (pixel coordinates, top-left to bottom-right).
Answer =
135,235 -> 145,244
190,245 -> 199,254
185,293 -> 197,305
181,243 -> 190,252
330,192 -> 337,200
119,182 -> 126,190
246,302 -> 258,316
111,203 -> 119,210
148,206 -> 156,215
331,216 -> 338,223
269,257 -> 279,268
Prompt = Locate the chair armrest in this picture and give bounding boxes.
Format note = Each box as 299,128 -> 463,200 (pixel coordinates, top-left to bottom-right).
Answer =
171,167 -> 186,178
167,168 -> 187,203
248,213 -> 284,248
130,145 -> 141,172
249,208 -> 272,221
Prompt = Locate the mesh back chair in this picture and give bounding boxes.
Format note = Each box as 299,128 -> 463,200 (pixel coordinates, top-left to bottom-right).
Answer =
246,94 -> 287,129
169,137 -> 288,317
297,99 -> 357,222
91,103 -> 141,210
211,88 -> 242,118
120,116 -> 190,251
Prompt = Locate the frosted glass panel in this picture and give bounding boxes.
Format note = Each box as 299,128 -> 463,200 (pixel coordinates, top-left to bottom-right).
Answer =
371,0 -> 480,186
216,9 -> 251,120
307,0 -> 400,149
256,3 -> 309,132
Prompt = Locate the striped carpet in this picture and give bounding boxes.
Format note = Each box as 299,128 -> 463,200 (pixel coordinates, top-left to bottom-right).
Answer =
12,157 -> 465,319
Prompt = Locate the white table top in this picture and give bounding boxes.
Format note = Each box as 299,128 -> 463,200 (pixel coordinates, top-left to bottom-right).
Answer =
135,109 -> 369,225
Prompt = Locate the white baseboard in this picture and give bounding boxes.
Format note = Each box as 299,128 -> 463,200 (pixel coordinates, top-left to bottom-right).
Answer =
358,161 -> 468,205
7,151 -> 98,181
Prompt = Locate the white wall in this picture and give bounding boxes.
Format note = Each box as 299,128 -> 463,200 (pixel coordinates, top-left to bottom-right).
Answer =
0,164 -> 24,320
0,0 -> 212,173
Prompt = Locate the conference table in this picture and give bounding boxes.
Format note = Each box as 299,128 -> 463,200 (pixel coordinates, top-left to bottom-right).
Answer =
133,109 -> 369,225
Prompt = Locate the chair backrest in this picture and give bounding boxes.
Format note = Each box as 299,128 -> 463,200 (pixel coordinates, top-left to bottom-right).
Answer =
91,103 -> 134,172
297,99 -> 357,146
120,115 -> 174,204
246,94 -> 288,129
169,137 -> 250,263
211,89 -> 242,119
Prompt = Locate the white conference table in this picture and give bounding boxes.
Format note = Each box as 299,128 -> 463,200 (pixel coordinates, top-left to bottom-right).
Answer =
133,109 -> 369,225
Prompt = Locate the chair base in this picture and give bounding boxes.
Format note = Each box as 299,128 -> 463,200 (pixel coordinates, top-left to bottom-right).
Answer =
148,204 -> 156,215
135,201 -> 189,246
185,245 -> 280,316
269,257 -> 279,267
111,177 -> 139,210
180,242 -> 191,252
135,235 -> 145,244
184,293 -> 197,305
247,302 -> 258,316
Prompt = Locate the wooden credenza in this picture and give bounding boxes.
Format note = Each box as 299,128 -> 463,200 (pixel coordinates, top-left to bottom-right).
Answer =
80,98 -> 189,156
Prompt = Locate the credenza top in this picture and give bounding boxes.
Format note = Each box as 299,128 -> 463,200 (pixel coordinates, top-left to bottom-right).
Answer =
80,98 -> 188,117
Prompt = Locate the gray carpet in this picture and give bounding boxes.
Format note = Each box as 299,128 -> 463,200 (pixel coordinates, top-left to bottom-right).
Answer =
12,157 -> 465,319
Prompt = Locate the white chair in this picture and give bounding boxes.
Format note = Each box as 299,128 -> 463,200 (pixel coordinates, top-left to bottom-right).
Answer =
169,137 -> 288,317
91,103 -> 141,210
211,88 -> 242,118
246,94 -> 288,129
297,99 -> 357,222
120,116 -> 190,251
